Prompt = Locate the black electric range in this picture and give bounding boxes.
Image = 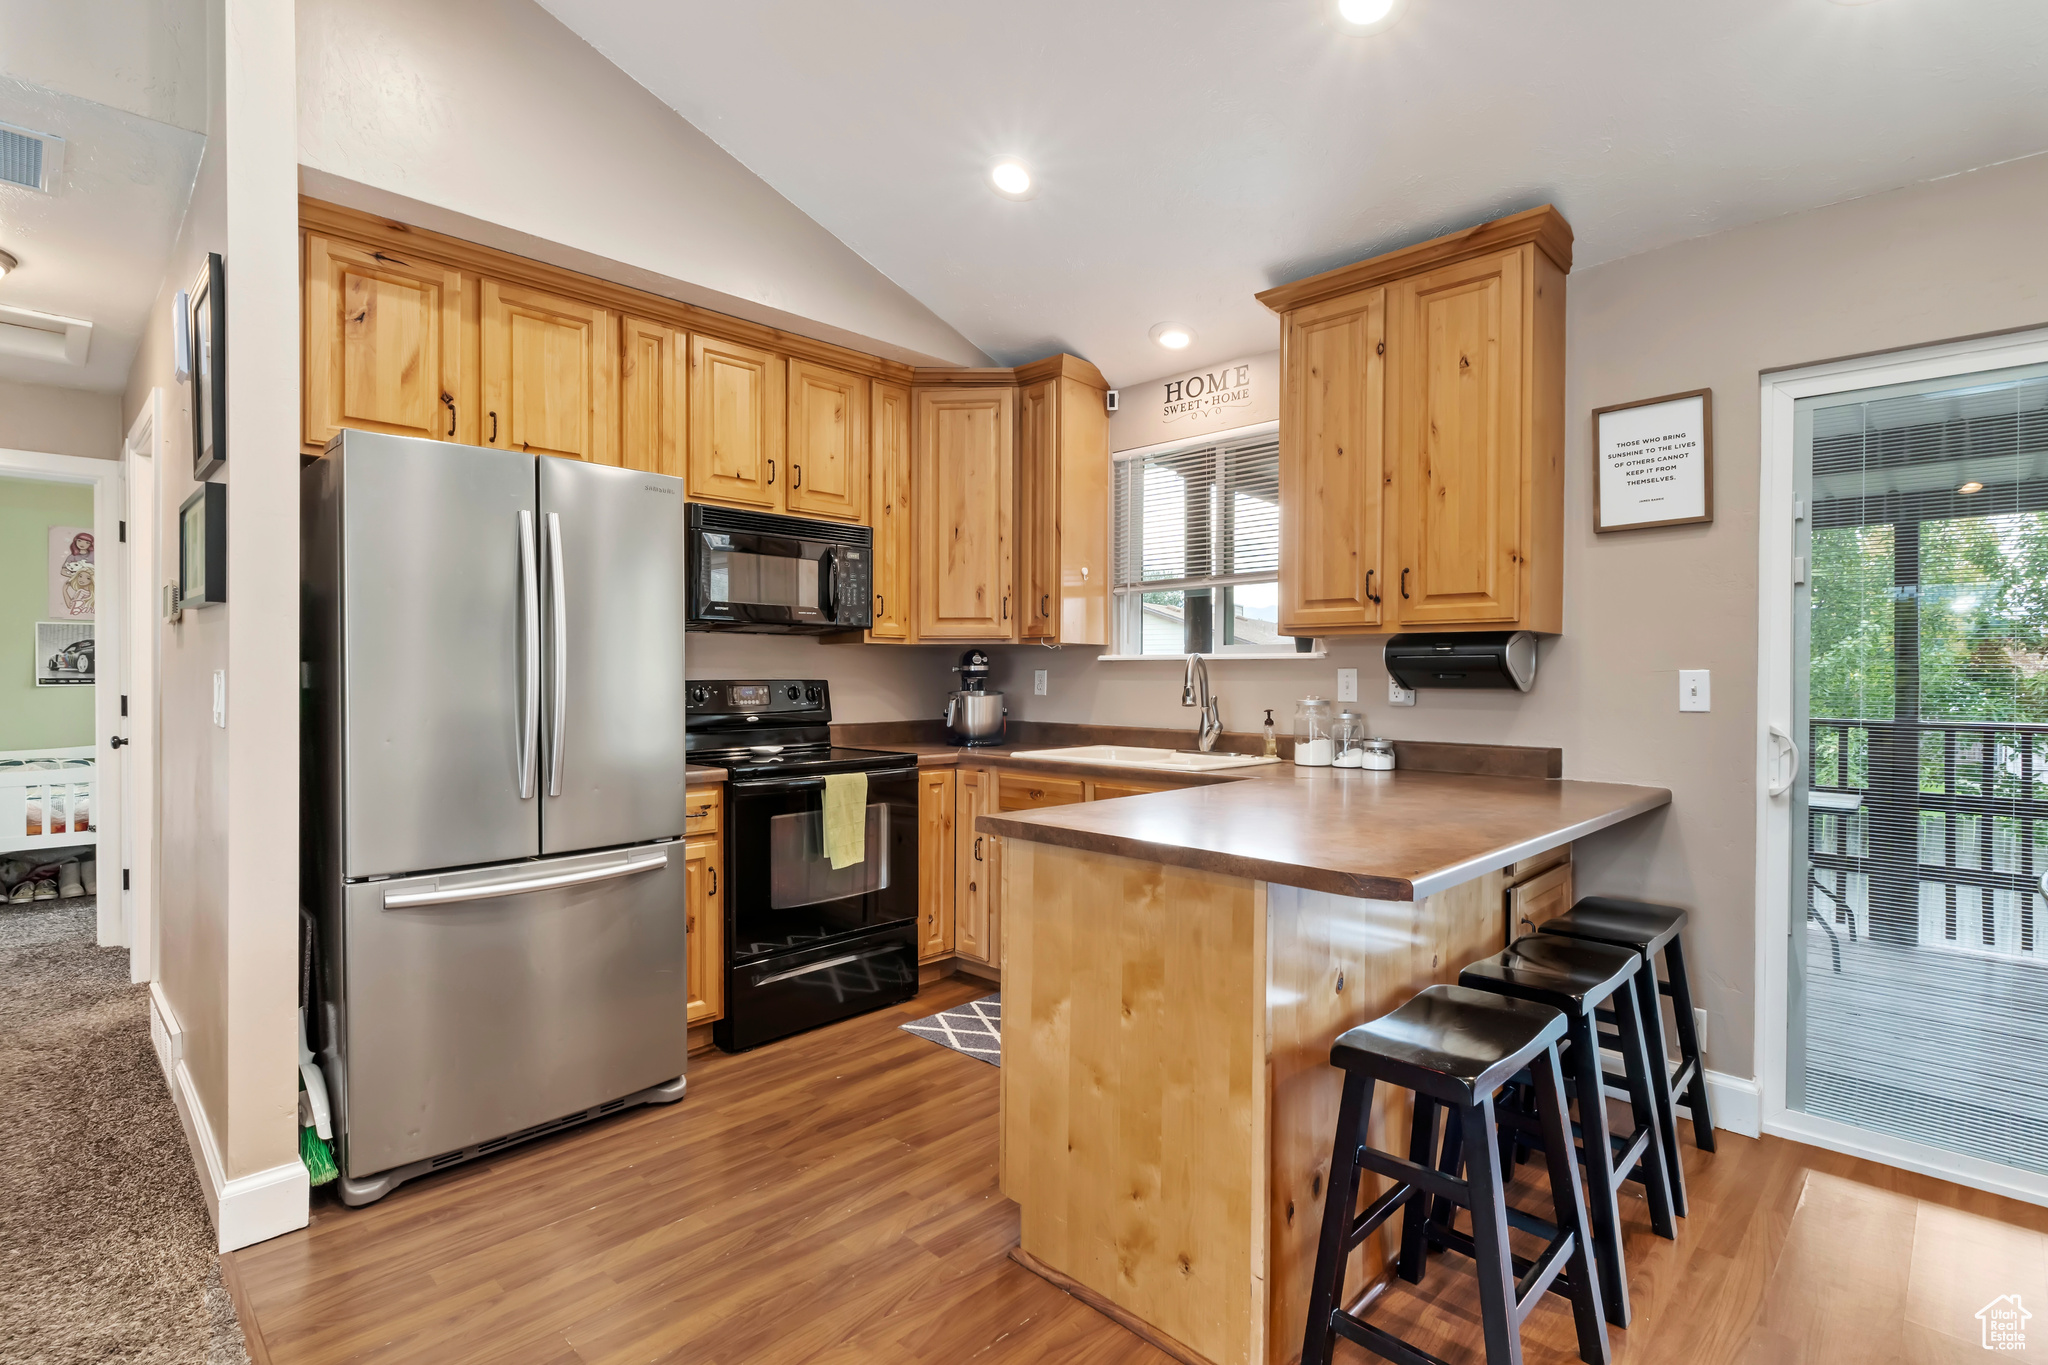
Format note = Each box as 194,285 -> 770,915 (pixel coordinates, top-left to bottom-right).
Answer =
685,679 -> 921,1051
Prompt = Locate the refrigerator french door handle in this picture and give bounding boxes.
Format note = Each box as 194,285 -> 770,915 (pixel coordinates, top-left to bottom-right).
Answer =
517,510 -> 540,800
547,511 -> 568,798
380,852 -> 669,910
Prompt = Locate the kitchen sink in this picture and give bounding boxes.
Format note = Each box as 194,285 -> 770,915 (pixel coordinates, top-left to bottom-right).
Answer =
1004,744 -> 1282,773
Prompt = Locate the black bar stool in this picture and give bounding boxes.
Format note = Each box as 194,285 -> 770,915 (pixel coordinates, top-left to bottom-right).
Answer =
1458,935 -> 1677,1327
1540,897 -> 1715,1218
1300,984 -> 1609,1365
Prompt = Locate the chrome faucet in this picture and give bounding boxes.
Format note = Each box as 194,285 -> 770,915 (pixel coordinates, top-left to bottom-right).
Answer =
1182,654 -> 1223,752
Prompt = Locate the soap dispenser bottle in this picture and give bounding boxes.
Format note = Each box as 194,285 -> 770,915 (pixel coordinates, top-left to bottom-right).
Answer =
1262,708 -> 1279,758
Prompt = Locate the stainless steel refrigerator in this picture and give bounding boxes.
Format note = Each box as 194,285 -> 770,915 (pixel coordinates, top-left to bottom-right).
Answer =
302,430 -> 690,1206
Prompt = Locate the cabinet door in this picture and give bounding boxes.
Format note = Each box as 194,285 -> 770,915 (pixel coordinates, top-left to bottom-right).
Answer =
867,380 -> 915,643
918,768 -> 956,961
1056,375 -> 1110,647
916,388 -> 1015,639
620,316 -> 683,477
1388,249 -> 1524,625
1087,778 -> 1173,802
997,772 -> 1086,811
786,359 -> 868,521
955,768 -> 996,964
480,279 -> 617,464
688,335 -> 784,510
304,233 -> 471,451
1505,861 -> 1573,941
1280,287 -> 1385,633
684,834 -> 724,1025
1016,379 -> 1059,640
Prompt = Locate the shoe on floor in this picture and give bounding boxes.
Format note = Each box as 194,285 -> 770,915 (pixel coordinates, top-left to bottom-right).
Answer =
57,862 -> 84,898
7,882 -> 32,904
32,878 -> 57,901
81,859 -> 97,895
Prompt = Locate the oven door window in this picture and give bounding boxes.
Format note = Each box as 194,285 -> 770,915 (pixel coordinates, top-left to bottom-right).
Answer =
769,803 -> 890,908
705,544 -> 820,612
728,773 -> 917,962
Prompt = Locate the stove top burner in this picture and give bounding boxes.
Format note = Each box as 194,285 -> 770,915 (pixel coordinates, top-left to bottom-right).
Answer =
699,745 -> 917,780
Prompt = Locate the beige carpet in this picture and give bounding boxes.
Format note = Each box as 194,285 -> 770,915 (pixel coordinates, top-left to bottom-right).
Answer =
0,898 -> 251,1364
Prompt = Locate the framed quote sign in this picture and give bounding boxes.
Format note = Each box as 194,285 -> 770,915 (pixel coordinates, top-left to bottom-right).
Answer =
1593,388 -> 1713,532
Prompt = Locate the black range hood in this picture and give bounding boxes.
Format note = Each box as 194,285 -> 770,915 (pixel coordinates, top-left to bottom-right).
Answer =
1384,632 -> 1539,692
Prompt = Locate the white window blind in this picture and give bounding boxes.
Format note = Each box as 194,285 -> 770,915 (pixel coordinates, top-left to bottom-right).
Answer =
1111,427 -> 1282,655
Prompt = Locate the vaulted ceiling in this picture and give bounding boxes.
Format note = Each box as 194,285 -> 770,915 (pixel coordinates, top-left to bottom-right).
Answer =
539,0 -> 2048,386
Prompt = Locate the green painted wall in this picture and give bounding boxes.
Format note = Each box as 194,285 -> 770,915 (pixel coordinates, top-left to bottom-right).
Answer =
0,475 -> 96,751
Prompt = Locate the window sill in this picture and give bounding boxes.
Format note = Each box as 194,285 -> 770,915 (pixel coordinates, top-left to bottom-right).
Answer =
1094,651 -> 1328,662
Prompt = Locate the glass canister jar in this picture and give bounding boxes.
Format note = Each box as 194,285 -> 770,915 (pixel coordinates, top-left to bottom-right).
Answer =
1332,710 -> 1368,767
1293,696 -> 1335,766
1362,737 -> 1396,770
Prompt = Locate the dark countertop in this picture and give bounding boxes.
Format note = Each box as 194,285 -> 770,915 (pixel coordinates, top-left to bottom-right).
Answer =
685,765 -> 726,786
976,766 -> 1669,902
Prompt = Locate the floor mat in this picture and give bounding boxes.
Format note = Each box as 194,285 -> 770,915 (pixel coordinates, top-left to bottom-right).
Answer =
901,994 -> 1000,1065
0,898 -> 251,1365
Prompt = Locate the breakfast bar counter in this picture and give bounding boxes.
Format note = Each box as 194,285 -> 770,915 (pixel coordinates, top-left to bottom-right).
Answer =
983,769 -> 1669,1365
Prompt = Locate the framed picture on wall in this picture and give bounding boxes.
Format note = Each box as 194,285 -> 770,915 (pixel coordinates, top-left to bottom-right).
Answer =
178,483 -> 227,608
190,252 -> 226,479
1592,388 -> 1713,532
35,621 -> 95,686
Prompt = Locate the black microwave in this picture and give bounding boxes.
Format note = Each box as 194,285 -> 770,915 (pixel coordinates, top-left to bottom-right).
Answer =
686,504 -> 875,633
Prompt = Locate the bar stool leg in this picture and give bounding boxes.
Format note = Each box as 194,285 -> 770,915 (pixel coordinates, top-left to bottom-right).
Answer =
1663,936 -> 1718,1153
1430,1106 -> 1465,1241
1632,954 -> 1688,1218
1613,975 -> 1676,1240
1460,1090 -> 1526,1365
1530,1046 -> 1612,1365
1563,1009 -> 1629,1328
1397,1095 -> 1441,1284
1300,1071 -> 1375,1365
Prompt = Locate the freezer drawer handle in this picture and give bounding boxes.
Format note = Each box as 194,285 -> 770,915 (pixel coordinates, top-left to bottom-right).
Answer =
546,511 -> 568,798
517,509 -> 540,800
381,853 -> 668,910
751,945 -> 899,987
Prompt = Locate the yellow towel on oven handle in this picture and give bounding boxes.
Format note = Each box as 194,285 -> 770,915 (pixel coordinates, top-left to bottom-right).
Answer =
824,772 -> 867,870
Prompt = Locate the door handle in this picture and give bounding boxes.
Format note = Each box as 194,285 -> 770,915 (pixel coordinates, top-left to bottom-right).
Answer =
382,852 -> 668,909
489,411 -> 498,444
1365,569 -> 1379,605
1768,724 -> 1802,798
792,463 -> 802,489
546,511 -> 568,798
767,459 -> 776,485
109,736 -> 128,749
1002,595 -> 1009,621
517,510 -> 540,800
1041,593 -> 1049,618
875,592 -> 884,618
751,945 -> 898,987
443,394 -> 456,437
974,835 -> 984,862
1400,568 -> 1410,599
709,867 -> 718,895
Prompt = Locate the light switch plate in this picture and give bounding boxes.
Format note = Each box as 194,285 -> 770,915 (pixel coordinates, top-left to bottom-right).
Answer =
1679,669 -> 1710,712
1337,668 -> 1358,702
1033,669 -> 1047,696
1388,678 -> 1416,707
212,669 -> 226,727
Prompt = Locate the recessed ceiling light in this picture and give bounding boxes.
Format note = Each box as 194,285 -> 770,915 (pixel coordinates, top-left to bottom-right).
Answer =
988,159 -> 1035,200
1150,323 -> 1195,351
1335,0 -> 1397,24
1957,481 -> 1985,495
0,249 -> 16,280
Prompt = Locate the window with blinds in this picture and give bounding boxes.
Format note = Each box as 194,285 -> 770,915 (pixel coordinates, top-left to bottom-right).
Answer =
1792,362 -> 2048,1175
1111,426 -> 1282,655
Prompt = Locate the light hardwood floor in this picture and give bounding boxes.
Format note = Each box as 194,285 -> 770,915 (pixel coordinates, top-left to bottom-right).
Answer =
227,978 -> 2048,1364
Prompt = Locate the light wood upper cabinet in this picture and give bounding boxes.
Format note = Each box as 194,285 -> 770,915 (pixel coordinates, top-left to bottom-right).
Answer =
1017,380 -> 1059,640
688,335 -> 785,509
1388,249 -> 1523,626
1014,372 -> 1110,646
1257,206 -> 1570,635
480,278 -> 617,464
915,387 -> 1015,640
868,380 -> 914,643
619,316 -> 684,477
785,360 -> 868,522
684,832 -> 724,1025
304,232 -> 472,452
1280,287 -> 1385,634
918,768 -> 956,962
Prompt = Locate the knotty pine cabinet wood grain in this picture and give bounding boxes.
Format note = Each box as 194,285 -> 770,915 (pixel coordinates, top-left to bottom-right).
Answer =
619,316 -> 684,477
683,831 -> 724,1025
1014,373 -> 1111,646
1279,286 -> 1386,634
915,387 -> 1015,640
918,768 -> 957,961
867,380 -> 914,642
303,232 -> 473,454
480,278 -> 617,464
785,359 -> 867,522
688,334 -> 785,508
954,768 -> 998,964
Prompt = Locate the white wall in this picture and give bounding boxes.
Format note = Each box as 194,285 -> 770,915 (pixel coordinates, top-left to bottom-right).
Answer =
0,0 -> 208,133
982,150 -> 2048,1082
294,0 -> 990,370
0,381 -> 122,460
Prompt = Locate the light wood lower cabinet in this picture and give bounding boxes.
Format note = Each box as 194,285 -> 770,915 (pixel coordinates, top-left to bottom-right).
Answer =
481,278 -> 617,464
1504,843 -> 1573,940
918,769 -> 956,962
867,380 -> 914,642
954,768 -> 998,965
997,772 -> 1087,811
683,829 -> 724,1026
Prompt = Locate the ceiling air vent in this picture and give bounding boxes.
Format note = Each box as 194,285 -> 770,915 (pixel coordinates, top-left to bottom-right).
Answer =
0,121 -> 65,193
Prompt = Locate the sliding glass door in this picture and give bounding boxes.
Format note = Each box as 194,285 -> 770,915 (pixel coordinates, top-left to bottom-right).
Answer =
1789,364 -> 2048,1174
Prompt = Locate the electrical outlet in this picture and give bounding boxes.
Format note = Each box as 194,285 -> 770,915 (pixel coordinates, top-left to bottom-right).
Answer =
1033,669 -> 1047,696
1679,669 -> 1711,712
1388,678 -> 1416,707
1337,668 -> 1358,702
212,670 -> 226,728
1694,1007 -> 1709,1054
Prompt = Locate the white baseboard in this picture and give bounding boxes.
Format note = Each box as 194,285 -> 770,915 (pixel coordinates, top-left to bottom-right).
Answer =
151,985 -> 309,1251
1692,1069 -> 1762,1138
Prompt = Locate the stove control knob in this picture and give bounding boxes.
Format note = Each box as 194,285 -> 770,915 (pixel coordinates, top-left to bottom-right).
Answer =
805,686 -> 821,704
786,685 -> 802,702
689,685 -> 711,706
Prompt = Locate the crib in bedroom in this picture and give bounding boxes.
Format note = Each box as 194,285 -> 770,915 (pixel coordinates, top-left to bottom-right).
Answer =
0,747 -> 97,854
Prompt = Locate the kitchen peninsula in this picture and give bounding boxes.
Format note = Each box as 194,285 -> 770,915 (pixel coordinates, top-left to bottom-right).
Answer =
981,767 -> 1670,1365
